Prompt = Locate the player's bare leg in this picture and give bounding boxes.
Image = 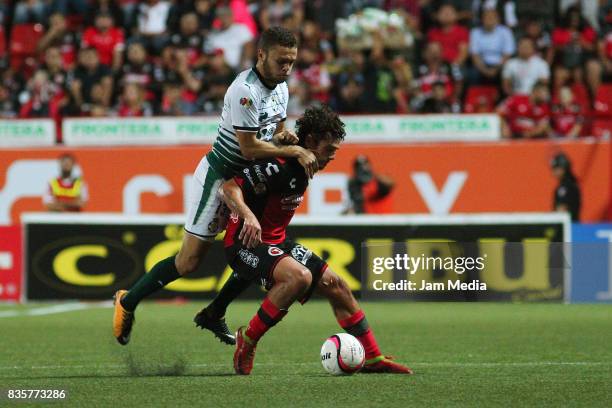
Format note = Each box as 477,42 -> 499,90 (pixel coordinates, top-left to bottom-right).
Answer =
316,268 -> 413,374
113,233 -> 213,345
234,256 -> 311,375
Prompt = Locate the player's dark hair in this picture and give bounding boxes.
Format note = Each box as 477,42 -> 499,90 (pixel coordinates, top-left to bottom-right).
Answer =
259,27 -> 298,51
59,152 -> 76,162
296,105 -> 346,147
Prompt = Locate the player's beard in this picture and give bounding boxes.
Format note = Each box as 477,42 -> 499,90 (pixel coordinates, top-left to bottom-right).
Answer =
262,55 -> 285,85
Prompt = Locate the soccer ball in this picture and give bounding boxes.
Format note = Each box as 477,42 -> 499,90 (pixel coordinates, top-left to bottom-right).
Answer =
320,333 -> 365,375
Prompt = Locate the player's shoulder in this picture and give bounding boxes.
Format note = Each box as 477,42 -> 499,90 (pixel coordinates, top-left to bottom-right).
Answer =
229,69 -> 263,98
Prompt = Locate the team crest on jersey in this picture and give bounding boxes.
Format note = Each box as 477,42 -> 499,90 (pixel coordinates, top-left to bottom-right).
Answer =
229,212 -> 239,223
254,182 -> 267,195
240,97 -> 253,107
208,219 -> 219,233
268,247 -> 284,256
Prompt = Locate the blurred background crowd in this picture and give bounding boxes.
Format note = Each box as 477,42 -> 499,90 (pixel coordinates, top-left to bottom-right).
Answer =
0,0 -> 611,139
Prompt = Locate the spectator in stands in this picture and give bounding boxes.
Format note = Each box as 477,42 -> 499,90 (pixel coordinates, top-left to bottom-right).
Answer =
598,30 -> 612,83
469,8 -> 515,85
334,73 -> 365,113
82,12 -> 125,71
303,0 -> 346,39
199,49 -> 233,113
116,42 -> 154,90
419,80 -> 455,113
390,54 -> 413,113
551,86 -> 584,138
522,18 -> 551,57
548,6 -> 598,96
361,33 -> 399,113
130,0 -> 171,54
168,12 -> 205,68
600,0 -> 612,34
19,70 -> 55,118
153,44 -> 203,103
299,20 -> 335,64
427,4 -> 469,68
346,155 -> 395,214
0,82 -> 18,118
40,47 -> 69,110
286,81 -> 317,115
68,47 -> 113,113
14,0 -> 47,24
551,151 -> 581,221
36,13 -> 80,69
498,81 -> 551,138
502,37 -> 550,96
85,0 -> 125,28
471,0 -> 518,28
412,42 -> 463,112
116,83 -> 153,116
168,0 -> 215,34
50,0 -> 88,16
289,48 -> 332,104
205,6 -> 255,71
258,0 -> 295,31
43,153 -> 88,212
159,82 -> 195,116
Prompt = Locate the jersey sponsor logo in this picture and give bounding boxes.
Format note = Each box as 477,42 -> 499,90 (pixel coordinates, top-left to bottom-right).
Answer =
265,163 -> 280,176
253,165 -> 267,183
243,168 -> 256,187
289,178 -> 296,189
268,247 -> 284,256
239,97 -> 253,107
238,248 -> 259,268
291,244 -> 312,266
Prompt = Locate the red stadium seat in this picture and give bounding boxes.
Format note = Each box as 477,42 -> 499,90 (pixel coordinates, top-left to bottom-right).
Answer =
592,118 -> 612,138
0,27 -> 5,57
464,86 -> 499,113
594,84 -> 612,116
9,24 -> 44,76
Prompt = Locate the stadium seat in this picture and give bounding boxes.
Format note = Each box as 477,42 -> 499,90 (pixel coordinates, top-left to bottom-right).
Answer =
464,86 -> 499,113
592,118 -> 612,138
9,24 -> 44,75
594,84 -> 612,116
0,27 -> 5,57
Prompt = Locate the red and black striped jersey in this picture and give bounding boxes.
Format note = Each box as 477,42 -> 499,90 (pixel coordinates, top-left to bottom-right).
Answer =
224,157 -> 308,246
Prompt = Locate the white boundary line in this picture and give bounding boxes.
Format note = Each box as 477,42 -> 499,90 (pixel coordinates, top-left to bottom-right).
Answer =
0,361 -> 609,372
0,301 -> 112,319
21,212 -> 571,227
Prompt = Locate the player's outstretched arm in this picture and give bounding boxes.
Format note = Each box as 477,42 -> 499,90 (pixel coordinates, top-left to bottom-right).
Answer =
219,180 -> 262,248
236,130 -> 318,178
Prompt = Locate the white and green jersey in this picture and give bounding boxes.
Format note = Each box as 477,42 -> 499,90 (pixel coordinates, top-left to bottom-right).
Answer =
207,67 -> 289,177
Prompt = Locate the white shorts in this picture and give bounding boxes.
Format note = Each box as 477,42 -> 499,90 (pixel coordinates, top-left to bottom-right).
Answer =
184,156 -> 229,241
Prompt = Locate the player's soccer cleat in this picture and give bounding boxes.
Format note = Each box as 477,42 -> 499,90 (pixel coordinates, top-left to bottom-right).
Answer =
361,355 -> 413,374
233,326 -> 257,375
194,307 -> 236,345
113,290 -> 135,346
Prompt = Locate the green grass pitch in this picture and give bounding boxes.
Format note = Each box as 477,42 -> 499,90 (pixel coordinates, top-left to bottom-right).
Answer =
0,301 -> 611,407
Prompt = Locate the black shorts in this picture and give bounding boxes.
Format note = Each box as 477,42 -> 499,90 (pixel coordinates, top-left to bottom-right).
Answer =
225,238 -> 328,303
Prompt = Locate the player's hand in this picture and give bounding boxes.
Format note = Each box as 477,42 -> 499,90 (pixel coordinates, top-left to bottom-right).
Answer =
296,147 -> 318,179
273,129 -> 299,145
240,214 -> 262,248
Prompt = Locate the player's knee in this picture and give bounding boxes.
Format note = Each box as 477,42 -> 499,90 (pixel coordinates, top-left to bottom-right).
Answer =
175,254 -> 200,276
290,267 -> 312,293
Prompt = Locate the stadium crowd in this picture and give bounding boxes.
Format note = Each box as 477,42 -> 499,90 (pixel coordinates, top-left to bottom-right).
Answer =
0,0 -> 611,139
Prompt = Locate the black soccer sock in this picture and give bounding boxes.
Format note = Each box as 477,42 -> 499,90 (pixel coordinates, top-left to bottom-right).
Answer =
206,272 -> 251,317
121,255 -> 181,312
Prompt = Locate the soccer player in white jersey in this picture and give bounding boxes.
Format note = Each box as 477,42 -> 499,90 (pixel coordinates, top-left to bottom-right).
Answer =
113,27 -> 317,346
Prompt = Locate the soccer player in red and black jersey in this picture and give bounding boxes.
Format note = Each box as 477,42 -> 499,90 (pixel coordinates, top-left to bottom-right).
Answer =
220,105 -> 412,375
